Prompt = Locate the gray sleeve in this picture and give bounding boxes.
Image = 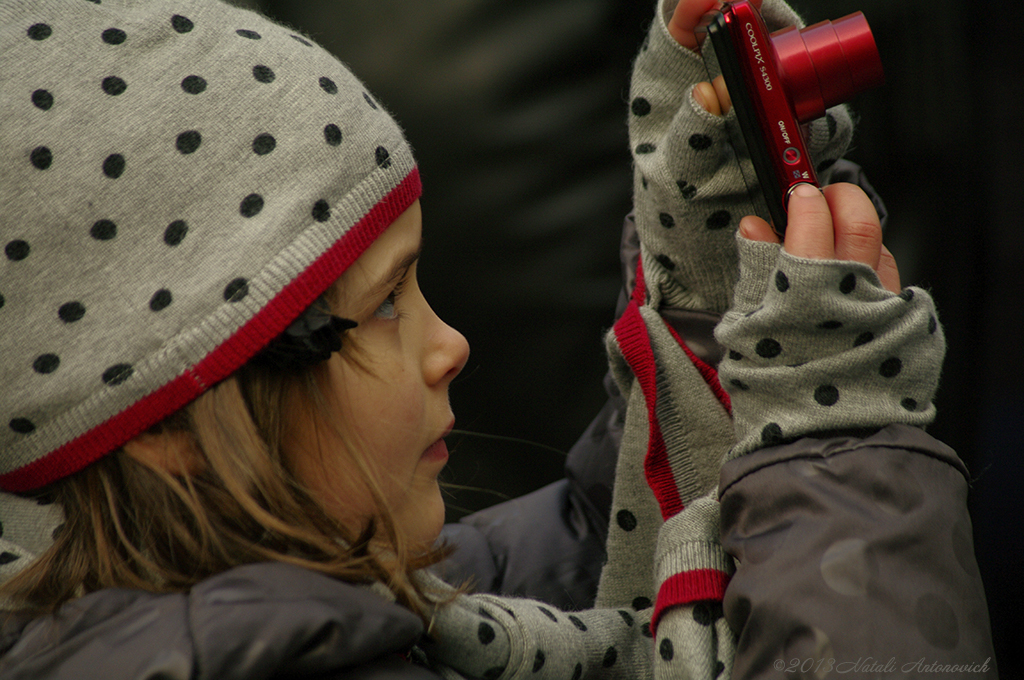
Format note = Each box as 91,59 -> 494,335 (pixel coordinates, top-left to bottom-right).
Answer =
718,425 -> 997,678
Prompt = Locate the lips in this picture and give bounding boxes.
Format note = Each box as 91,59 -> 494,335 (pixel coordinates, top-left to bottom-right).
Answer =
422,419 -> 454,462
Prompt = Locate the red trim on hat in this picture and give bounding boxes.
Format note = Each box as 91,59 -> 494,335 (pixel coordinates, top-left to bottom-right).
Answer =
1,168 -> 422,492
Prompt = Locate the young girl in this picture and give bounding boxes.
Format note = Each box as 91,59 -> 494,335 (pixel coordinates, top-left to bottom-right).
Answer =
0,0 -> 994,678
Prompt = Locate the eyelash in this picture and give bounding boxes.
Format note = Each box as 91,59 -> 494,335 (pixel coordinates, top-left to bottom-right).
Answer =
373,278 -> 407,321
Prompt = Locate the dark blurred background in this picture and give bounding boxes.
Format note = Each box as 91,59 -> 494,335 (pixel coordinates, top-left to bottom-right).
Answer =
237,0 -> 1020,666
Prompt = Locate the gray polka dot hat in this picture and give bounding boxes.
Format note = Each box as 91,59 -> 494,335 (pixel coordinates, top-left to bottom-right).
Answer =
0,0 -> 421,491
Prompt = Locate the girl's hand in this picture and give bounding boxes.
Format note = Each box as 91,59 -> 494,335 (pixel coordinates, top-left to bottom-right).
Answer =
668,0 -> 760,115
739,182 -> 901,293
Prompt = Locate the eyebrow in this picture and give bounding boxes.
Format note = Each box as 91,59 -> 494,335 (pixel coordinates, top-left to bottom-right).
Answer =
365,239 -> 422,300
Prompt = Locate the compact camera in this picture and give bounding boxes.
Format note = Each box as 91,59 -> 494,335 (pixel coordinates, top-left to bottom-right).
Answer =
696,0 -> 884,233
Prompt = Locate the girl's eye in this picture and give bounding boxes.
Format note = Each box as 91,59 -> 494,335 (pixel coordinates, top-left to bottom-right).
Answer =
373,280 -> 405,320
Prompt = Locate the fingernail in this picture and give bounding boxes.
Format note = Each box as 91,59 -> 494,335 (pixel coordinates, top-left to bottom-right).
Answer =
693,84 -> 709,112
791,183 -> 820,198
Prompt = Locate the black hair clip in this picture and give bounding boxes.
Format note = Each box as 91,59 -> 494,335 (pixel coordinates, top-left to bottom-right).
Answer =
251,296 -> 356,371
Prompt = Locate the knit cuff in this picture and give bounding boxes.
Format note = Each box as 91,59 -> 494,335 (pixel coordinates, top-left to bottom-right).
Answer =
652,493 -> 733,632
716,236 -> 946,458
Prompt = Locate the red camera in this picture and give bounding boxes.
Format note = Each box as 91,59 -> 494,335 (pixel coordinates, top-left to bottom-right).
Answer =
696,1 -> 884,233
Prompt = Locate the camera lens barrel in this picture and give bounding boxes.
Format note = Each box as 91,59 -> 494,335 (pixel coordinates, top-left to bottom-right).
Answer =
771,12 -> 884,123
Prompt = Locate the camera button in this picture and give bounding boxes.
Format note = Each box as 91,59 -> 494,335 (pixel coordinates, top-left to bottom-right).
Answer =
783,147 -> 801,164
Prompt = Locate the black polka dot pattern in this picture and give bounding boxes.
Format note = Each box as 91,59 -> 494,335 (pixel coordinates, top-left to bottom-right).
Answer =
252,133 -> 276,155
635,143 -> 656,154
239,194 -> 264,217
689,134 -> 712,150
0,552 -> 20,564
30,146 -> 52,170
854,331 -> 874,347
6,240 -> 31,261
90,220 -> 117,240
236,29 -> 260,40
149,289 -> 172,312
567,615 -> 587,631
9,418 -> 35,435
324,124 -> 342,146
102,28 -> 126,45
755,338 -> 781,358
692,601 -> 723,626
571,663 -> 582,680
879,357 -> 902,378
33,354 -> 60,374
362,92 -> 378,109
171,15 -> 194,33
775,271 -> 789,292
761,423 -> 784,446
375,146 -> 391,169
839,273 -> 857,294
602,646 -> 617,668
101,76 -> 127,96
632,596 -> 651,611
631,97 -> 651,116
655,253 -> 676,272
176,131 -> 201,154
290,34 -> 312,47
101,363 -> 133,386
224,278 -> 249,302
27,23 -> 52,40
102,154 -> 125,178
659,213 -> 675,229
538,606 -> 558,623
659,638 -> 674,661
181,75 -> 207,94
676,180 -> 697,199
58,302 -> 86,323
32,89 -> 54,110
817,320 -> 842,330
616,509 -> 637,531
617,610 -> 633,627
477,621 -> 495,644
532,650 -> 545,672
252,65 -> 275,83
814,385 -> 839,406
319,77 -> 338,94
164,221 -> 188,246
705,210 -> 731,230
312,199 -> 330,223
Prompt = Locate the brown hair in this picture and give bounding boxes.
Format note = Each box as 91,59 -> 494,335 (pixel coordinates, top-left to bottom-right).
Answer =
0,357 -> 449,621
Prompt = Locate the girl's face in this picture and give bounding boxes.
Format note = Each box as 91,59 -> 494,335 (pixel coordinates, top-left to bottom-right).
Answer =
284,200 -> 470,549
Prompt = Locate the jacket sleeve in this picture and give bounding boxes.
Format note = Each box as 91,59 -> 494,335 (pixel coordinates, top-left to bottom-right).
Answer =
712,235 -> 997,677
718,426 -> 997,678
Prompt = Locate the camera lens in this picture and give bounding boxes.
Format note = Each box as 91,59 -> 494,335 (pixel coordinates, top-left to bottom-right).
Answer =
771,13 -> 884,123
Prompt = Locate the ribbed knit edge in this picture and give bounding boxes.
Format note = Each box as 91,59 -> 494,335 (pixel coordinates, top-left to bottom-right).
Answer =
0,167 -> 421,492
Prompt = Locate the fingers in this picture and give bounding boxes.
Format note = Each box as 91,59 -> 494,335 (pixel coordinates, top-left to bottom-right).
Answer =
668,0 -> 764,49
693,77 -> 731,116
877,245 -> 902,294
668,0 -> 720,50
779,182 -> 900,292
738,215 -> 780,244
782,183 -> 836,260
693,81 -> 722,116
822,183 -> 884,272
711,75 -> 731,114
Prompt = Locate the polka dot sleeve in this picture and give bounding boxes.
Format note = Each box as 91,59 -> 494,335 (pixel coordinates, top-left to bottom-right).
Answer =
416,571 -> 653,680
715,235 -> 945,458
627,0 -> 854,316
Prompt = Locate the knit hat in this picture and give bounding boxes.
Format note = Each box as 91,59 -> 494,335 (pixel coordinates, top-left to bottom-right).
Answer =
0,0 -> 421,492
